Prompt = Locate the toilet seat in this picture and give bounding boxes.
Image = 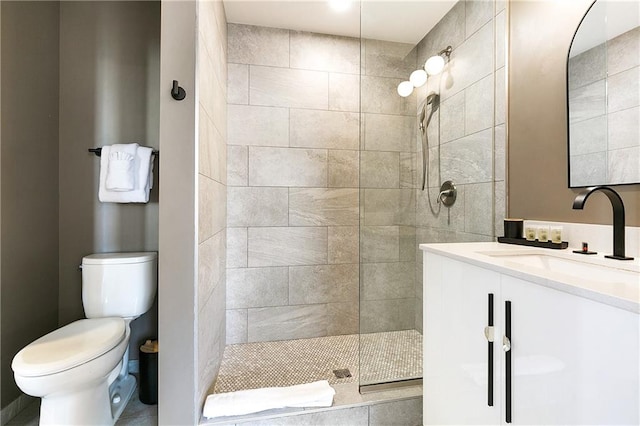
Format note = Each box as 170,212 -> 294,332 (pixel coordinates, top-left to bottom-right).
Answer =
12,318 -> 126,377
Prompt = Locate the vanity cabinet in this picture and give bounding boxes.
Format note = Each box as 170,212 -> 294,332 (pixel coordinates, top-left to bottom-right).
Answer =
424,252 -> 639,425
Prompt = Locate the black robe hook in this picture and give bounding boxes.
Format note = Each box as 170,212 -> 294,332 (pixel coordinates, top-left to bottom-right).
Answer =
171,80 -> 186,101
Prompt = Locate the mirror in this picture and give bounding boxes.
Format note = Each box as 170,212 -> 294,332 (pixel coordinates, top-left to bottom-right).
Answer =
567,0 -> 640,187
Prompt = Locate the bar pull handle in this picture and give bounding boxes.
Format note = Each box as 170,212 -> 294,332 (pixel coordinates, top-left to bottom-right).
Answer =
505,300 -> 512,423
486,293 -> 494,407
171,80 -> 186,101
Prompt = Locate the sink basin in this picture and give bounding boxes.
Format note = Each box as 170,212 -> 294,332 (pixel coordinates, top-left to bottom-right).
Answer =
481,252 -> 639,286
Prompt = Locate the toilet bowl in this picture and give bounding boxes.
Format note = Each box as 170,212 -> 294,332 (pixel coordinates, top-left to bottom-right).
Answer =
12,318 -> 129,425
11,252 -> 157,426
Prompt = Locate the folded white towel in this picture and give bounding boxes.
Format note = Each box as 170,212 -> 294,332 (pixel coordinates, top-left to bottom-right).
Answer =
202,380 -> 335,419
106,150 -> 135,191
99,144 -> 155,203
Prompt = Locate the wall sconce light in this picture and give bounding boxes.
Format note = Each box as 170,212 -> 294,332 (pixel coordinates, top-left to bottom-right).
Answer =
424,45 -> 452,75
397,45 -> 452,98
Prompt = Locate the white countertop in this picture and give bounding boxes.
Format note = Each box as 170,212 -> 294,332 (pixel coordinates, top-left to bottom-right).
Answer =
420,242 -> 640,314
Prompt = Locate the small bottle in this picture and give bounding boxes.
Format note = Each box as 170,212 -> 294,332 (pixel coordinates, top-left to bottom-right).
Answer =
550,226 -> 563,244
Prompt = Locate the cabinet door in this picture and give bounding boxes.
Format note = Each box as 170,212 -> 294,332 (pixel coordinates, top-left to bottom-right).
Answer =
501,275 -> 639,425
424,254 -> 501,424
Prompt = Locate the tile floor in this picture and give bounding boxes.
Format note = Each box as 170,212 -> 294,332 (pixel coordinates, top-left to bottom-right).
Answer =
214,330 -> 423,392
6,385 -> 157,426
6,330 -> 422,425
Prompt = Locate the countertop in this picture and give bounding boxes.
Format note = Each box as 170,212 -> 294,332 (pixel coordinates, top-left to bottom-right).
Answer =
420,242 -> 640,314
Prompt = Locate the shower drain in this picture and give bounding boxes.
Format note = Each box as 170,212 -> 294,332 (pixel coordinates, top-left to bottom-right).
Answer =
333,368 -> 352,379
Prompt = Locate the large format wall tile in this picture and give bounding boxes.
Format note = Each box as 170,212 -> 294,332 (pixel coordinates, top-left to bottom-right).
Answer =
326,302 -> 359,335
329,73 -> 360,112
227,267 -> 288,309
417,1 -> 466,65
568,79 -> 606,124
442,21 -> 493,99
464,182 -> 494,235
607,66 -> 639,113
361,76 -> 415,115
360,298 -> 415,333
248,227 -> 328,266
608,106 -> 640,151
228,187 -> 288,227
608,146 -> 640,184
439,91 -> 465,143
249,147 -> 328,187
199,176 -> 226,243
568,43 -> 606,91
226,309 -> 247,344
361,262 -> 414,301
360,226 -> 400,263
248,305 -> 326,341
363,189 -> 415,226
227,63 -> 248,105
570,152 -> 607,186
227,145 -> 248,186
465,0 -> 493,39
290,109 -> 359,150
465,74 -> 494,134
369,398 -> 422,426
227,104 -> 289,146
250,66 -> 329,109
289,264 -> 358,304
290,31 -> 360,74
226,227 -> 247,268
289,188 -> 359,226
360,151 -> 400,188
607,27 -> 640,76
328,226 -> 359,264
364,113 -> 415,152
363,39 -> 416,79
569,115 -> 607,155
440,128 -> 493,184
328,150 -> 359,188
228,24 -> 289,67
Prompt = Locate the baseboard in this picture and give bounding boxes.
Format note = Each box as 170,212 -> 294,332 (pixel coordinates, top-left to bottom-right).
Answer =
0,394 -> 36,426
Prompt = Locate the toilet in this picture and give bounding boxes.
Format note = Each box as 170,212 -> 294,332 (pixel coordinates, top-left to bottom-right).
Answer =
11,252 -> 157,426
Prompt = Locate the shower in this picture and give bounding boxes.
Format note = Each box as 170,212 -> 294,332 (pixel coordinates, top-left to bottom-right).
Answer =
419,92 -> 457,214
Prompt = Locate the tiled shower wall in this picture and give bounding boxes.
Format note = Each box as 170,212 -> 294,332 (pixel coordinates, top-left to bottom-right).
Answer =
568,26 -> 640,186
225,25 -> 362,344
196,0 -> 227,405
414,0 -> 506,331
359,40 -> 418,334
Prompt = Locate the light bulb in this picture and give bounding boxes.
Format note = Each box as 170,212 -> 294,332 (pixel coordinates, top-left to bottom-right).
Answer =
397,81 -> 414,97
409,69 -> 427,88
329,0 -> 352,12
424,55 -> 446,76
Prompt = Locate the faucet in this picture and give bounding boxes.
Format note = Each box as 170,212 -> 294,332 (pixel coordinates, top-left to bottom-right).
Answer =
572,186 -> 634,260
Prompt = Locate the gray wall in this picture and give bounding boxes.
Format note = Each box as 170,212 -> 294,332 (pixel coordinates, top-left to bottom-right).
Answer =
359,38 -> 419,334
57,1 -> 160,357
226,24 -> 361,343
509,0 -> 640,226
196,0 -> 228,410
414,0 -> 505,331
0,1 -> 60,408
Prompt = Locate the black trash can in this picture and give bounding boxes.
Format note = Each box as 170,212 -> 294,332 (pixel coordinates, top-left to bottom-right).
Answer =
139,339 -> 158,405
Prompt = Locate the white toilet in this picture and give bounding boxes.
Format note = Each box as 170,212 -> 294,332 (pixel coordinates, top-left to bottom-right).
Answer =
11,252 -> 157,426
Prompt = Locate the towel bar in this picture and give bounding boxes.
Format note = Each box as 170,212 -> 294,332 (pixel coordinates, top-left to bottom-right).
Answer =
88,148 -> 159,157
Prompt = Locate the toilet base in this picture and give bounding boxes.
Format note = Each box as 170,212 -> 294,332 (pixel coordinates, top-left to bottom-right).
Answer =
110,374 -> 137,423
40,379 -> 112,426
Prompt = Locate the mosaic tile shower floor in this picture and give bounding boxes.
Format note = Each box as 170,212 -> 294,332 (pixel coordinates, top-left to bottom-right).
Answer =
213,330 -> 422,393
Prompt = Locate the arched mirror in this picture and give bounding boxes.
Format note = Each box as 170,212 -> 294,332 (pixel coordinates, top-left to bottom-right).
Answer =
567,0 -> 639,187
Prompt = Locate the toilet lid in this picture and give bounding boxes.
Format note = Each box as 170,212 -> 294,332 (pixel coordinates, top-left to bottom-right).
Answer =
12,318 -> 126,377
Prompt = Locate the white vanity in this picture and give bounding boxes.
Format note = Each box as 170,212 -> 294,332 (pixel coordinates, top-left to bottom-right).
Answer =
421,242 -> 639,425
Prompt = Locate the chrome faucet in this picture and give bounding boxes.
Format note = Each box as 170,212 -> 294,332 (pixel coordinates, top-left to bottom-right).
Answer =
572,186 -> 633,260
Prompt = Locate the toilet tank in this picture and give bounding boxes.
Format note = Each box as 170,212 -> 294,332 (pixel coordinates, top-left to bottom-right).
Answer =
81,252 -> 157,319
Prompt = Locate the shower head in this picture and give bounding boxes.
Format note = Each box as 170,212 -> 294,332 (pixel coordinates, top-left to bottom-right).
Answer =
419,105 -> 426,132
427,93 -> 439,107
